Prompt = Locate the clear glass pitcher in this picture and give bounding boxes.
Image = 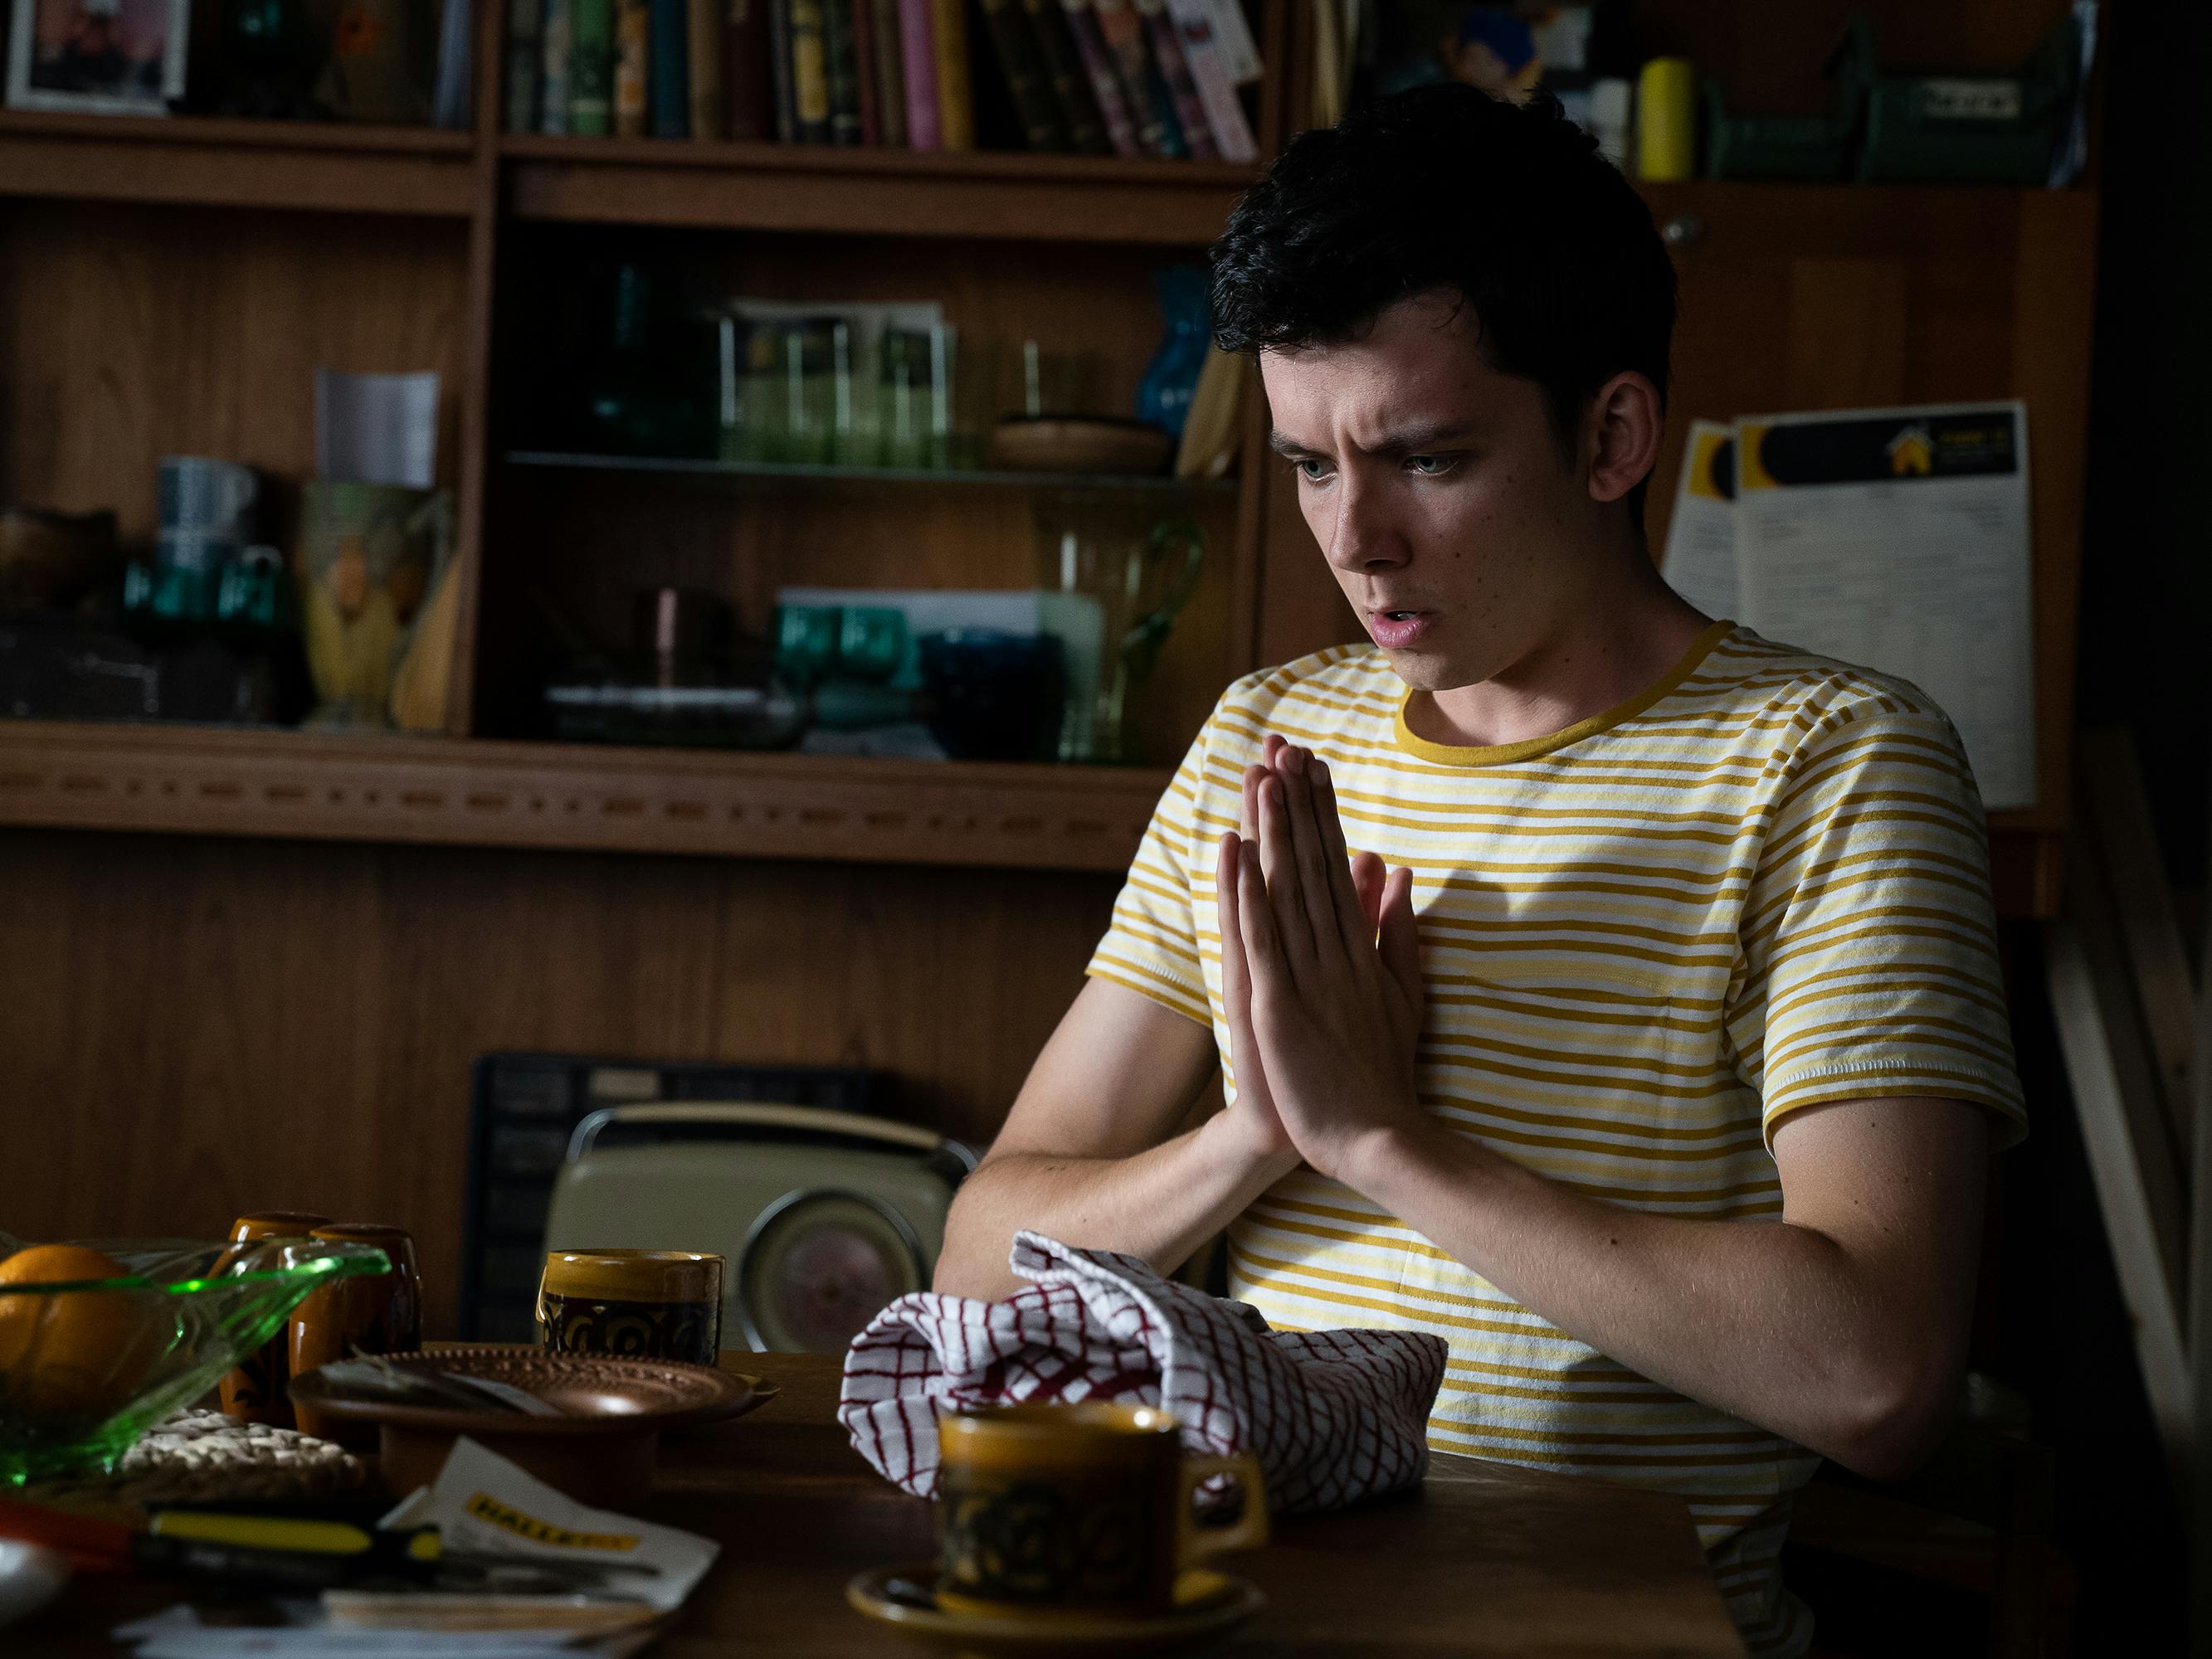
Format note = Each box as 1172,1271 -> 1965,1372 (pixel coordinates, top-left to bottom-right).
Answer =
1032,490 -> 1206,765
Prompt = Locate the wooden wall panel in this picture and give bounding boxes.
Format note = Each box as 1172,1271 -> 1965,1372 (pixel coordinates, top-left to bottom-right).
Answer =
0,827 -> 1123,1336
0,198 -> 468,550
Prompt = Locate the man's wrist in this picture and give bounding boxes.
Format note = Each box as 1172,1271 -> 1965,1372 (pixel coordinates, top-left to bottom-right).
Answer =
1338,1112 -> 1485,1205
1199,1107 -> 1300,1187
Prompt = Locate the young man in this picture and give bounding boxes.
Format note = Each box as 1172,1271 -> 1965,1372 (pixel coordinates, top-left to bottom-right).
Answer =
934,85 -> 2024,1657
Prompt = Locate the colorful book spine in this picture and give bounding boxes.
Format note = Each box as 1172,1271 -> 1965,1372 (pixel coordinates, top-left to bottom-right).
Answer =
822,0 -> 861,143
1020,0 -> 1104,153
539,0 -> 572,132
929,0 -> 973,150
615,0 -> 651,134
767,0 -> 797,139
1058,0 -> 1137,155
688,0 -> 724,138
787,0 -> 833,140
897,0 -> 941,149
1135,0 -> 1212,158
724,0 -> 772,135
867,0 -> 906,143
650,0 -> 689,133
569,0 -> 613,134
505,0 -> 543,130
1092,0 -> 1180,155
978,0 -> 1067,150
1162,0 -> 1251,159
1200,0 -> 1257,85
849,0 -> 881,144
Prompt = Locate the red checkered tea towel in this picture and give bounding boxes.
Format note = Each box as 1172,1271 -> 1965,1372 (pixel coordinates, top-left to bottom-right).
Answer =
838,1230 -> 1448,1515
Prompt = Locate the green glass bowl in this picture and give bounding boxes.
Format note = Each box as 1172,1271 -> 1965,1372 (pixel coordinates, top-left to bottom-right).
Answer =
0,1238 -> 391,1486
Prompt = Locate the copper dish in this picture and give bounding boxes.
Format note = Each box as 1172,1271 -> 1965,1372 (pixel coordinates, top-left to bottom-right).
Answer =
990,417 -> 1175,477
288,1345 -> 774,1508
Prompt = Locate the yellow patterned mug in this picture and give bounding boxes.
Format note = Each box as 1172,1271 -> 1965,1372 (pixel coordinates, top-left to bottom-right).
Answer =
535,1250 -> 723,1365
934,1401 -> 1269,1618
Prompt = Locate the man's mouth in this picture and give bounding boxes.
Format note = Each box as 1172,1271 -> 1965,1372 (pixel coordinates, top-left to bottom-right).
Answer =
1366,609 -> 1434,648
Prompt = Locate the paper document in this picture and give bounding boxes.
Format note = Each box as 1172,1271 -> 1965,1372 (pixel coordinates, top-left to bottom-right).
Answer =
1659,419 -> 1737,620
1731,401 -> 2036,810
314,370 -> 441,489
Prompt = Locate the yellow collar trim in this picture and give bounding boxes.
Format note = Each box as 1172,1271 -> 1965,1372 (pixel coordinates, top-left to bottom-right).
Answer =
1392,618 -> 1737,768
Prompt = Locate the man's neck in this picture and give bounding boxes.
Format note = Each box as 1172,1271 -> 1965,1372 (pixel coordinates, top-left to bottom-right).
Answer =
1405,552 -> 1713,752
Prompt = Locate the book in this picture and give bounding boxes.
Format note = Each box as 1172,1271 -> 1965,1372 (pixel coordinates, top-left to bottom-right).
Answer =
848,0 -> 881,144
1162,0 -> 1251,160
433,0 -> 473,125
1057,0 -> 1138,156
569,0 -> 613,134
788,0 -> 833,140
822,0 -> 861,143
724,0 -> 772,136
505,0 -> 543,130
1201,0 -> 1257,84
897,0 -> 941,149
930,0 -> 973,150
1135,0 -> 1212,158
688,0 -> 724,139
867,0 -> 906,144
1092,0 -> 1180,156
1019,0 -> 1105,153
615,0 -> 650,134
767,0 -> 796,139
540,0 -> 572,132
978,0 -> 1065,150
650,0 -> 689,134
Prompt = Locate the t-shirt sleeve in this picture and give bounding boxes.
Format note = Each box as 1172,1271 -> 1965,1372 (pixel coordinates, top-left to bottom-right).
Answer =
1084,716 -> 1217,1029
1724,702 -> 2027,1154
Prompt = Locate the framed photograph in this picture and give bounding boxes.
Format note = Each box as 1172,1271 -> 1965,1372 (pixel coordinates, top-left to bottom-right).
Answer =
6,0 -> 188,114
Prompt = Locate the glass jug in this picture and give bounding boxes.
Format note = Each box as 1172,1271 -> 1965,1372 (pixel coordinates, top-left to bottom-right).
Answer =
1032,491 -> 1206,765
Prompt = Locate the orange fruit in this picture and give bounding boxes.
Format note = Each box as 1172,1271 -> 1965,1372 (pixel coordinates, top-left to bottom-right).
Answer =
0,1244 -> 166,1422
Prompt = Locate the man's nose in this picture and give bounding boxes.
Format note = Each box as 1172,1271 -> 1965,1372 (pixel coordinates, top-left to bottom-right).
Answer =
1322,471 -> 1410,574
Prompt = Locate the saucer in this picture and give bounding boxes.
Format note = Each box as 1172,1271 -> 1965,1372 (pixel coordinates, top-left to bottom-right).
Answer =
846,1562 -> 1264,1656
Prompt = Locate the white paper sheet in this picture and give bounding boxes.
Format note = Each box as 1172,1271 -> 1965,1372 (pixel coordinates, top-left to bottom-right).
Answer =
1731,401 -> 2036,811
1659,418 -> 1737,620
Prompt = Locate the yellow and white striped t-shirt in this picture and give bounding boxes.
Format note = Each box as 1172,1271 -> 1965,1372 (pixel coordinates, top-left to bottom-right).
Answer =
1086,619 -> 2026,1659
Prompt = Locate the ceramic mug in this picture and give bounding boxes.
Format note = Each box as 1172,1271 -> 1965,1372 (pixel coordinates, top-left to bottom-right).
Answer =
934,1402 -> 1269,1618
215,1210 -> 329,1427
288,1222 -> 421,1446
536,1249 -> 723,1365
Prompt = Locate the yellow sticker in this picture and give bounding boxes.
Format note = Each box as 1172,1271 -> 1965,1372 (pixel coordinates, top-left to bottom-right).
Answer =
464,1492 -> 641,1553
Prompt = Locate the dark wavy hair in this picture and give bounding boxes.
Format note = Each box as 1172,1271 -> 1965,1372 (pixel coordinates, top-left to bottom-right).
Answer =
1211,84 -> 1676,472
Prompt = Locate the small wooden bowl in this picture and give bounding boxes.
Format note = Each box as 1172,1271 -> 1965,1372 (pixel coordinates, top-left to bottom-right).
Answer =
288,1345 -> 773,1509
991,417 -> 1175,477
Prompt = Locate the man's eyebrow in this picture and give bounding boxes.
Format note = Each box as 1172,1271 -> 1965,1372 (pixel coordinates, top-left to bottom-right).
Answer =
1267,422 -> 1479,461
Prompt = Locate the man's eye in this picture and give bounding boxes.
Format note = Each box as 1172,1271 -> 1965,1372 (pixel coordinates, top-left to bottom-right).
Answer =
1406,454 -> 1456,476
1295,458 -> 1332,482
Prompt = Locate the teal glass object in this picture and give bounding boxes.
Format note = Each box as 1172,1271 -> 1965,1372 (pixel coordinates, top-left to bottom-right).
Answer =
1136,265 -> 1211,441
0,1238 -> 389,1486
835,606 -> 907,683
774,604 -> 842,686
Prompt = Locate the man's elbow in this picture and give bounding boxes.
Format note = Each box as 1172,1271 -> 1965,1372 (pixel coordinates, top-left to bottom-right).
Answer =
1820,1352 -> 1965,1483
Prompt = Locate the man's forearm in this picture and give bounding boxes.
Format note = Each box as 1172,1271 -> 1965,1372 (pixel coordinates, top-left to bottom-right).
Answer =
935,1116 -> 1296,1300
1342,1118 -> 1974,1480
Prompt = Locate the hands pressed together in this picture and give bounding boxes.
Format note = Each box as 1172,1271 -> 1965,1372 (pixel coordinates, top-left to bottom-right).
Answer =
1213,734 -> 1433,1188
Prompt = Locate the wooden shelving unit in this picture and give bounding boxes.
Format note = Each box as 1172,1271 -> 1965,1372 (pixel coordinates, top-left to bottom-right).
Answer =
0,718 -> 1163,871
0,109 -> 476,216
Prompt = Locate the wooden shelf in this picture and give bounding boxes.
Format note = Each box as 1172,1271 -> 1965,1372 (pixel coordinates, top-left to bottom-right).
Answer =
0,719 -> 1165,873
0,110 -> 476,216
507,451 -> 1238,494
500,135 -> 1256,244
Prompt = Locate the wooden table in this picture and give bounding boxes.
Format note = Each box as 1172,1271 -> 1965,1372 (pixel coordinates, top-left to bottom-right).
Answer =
17,1352 -> 1747,1656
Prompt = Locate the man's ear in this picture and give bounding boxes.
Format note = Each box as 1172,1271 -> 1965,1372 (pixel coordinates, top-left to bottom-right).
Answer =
1582,372 -> 1665,505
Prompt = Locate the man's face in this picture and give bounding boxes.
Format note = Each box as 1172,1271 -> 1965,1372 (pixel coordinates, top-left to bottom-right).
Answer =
1259,290 -> 1605,692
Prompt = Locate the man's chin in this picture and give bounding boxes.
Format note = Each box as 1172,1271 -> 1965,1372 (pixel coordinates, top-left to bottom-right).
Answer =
1375,645 -> 1475,693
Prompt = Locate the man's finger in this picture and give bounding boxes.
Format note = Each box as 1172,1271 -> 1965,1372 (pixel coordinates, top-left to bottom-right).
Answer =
1352,851 -> 1387,934
1255,774 -> 1316,982
1216,831 -> 1264,1106
1275,747 -> 1348,965
1378,865 -> 1424,1012
1309,757 -> 1377,958
1237,835 -> 1288,984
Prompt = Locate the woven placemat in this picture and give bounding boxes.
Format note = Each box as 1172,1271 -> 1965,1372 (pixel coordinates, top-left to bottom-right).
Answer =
23,1410 -> 364,1506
